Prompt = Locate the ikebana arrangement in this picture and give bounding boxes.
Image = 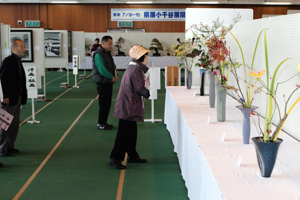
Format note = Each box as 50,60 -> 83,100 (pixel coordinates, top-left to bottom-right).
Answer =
149,38 -> 164,56
225,26 -> 300,177
187,15 -> 240,119
115,37 -> 126,56
171,37 -> 202,89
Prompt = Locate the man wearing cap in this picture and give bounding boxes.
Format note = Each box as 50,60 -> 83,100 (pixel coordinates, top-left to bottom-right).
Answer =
92,35 -> 118,130
107,45 -> 150,169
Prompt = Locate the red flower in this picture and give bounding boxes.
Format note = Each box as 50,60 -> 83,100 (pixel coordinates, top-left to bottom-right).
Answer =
206,36 -> 229,64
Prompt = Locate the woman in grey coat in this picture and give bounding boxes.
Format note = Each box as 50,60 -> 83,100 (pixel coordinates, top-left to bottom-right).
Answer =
108,46 -> 150,169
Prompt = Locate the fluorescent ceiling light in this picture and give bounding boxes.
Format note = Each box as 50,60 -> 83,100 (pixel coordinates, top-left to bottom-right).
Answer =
127,1 -> 152,3
265,2 -> 291,5
50,1 -> 78,3
193,1 -> 219,4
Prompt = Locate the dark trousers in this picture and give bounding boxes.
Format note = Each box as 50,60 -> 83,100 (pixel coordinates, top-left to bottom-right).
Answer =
110,119 -> 139,161
0,96 -> 21,152
97,83 -> 113,125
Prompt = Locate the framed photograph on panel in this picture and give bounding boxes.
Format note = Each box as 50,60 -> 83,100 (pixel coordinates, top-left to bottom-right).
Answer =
44,32 -> 62,57
11,30 -> 34,62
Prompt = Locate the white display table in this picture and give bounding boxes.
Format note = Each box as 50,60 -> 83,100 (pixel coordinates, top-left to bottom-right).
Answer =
82,56 -> 181,69
164,86 -> 300,200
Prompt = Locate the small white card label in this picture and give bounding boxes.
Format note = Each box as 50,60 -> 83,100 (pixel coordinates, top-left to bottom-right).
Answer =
221,132 -> 226,141
34,46 -> 40,50
237,154 -> 243,167
207,116 -> 210,124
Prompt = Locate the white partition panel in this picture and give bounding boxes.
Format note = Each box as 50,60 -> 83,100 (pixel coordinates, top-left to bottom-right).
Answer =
72,31 -> 85,69
0,24 -> 11,60
185,8 -> 253,86
226,13 -> 300,141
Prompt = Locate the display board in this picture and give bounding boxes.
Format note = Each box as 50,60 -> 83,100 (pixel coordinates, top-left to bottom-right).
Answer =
0,24 -> 11,61
45,30 -> 68,69
72,31 -> 85,69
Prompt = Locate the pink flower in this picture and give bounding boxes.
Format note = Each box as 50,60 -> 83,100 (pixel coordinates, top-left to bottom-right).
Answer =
213,70 -> 218,75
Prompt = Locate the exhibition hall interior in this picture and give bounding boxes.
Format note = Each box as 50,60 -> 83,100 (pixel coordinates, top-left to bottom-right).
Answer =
0,0 -> 300,199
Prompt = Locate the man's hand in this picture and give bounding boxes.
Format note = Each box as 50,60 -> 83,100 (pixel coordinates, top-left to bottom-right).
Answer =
112,76 -> 118,83
3,98 -> 9,105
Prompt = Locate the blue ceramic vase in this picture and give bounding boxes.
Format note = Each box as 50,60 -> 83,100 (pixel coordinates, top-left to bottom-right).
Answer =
236,106 -> 258,144
251,137 -> 283,178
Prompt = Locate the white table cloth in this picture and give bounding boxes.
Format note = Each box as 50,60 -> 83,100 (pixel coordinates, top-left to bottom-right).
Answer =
164,86 -> 300,200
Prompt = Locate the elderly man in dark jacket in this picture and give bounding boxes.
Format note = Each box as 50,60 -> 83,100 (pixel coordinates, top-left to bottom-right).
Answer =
108,46 -> 150,169
0,38 -> 27,157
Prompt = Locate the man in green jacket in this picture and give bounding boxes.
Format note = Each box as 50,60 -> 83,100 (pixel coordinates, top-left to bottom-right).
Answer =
92,36 -> 118,130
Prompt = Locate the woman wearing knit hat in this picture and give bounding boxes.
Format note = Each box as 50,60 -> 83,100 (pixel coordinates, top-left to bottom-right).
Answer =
107,45 -> 150,169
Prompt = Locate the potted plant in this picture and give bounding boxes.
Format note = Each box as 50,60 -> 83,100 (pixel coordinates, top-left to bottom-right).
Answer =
165,47 -> 171,56
171,37 -> 202,89
149,38 -> 164,57
115,37 -> 126,56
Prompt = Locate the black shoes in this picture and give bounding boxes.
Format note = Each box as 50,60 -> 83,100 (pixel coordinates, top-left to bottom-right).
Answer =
127,157 -> 147,163
0,152 -> 10,157
97,123 -> 113,130
8,149 -> 19,153
107,158 -> 126,169
0,162 -> 2,167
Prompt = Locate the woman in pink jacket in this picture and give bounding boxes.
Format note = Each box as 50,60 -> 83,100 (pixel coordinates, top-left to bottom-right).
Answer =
108,46 -> 150,169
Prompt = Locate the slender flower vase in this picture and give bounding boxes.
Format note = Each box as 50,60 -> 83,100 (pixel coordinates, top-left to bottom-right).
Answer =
236,106 -> 258,144
186,71 -> 192,89
216,83 -> 226,122
208,71 -> 215,108
200,69 -> 206,96
251,137 -> 283,178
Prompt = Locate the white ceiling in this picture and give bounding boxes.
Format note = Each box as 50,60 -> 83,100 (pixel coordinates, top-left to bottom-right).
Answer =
0,0 -> 299,5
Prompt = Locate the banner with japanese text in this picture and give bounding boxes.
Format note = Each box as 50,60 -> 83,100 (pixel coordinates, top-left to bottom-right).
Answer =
111,9 -> 186,21
25,66 -> 38,99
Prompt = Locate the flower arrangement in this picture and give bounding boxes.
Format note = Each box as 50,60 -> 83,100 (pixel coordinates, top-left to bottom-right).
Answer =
188,15 -> 240,85
206,33 -> 230,85
171,37 -> 202,72
227,28 -> 300,142
115,37 -> 126,56
149,38 -> 164,56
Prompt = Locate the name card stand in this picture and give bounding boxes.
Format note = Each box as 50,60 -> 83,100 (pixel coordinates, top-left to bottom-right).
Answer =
25,66 -> 40,124
72,55 -> 80,88
144,67 -> 162,123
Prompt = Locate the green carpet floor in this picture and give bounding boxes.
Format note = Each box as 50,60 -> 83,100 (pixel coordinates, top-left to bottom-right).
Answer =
0,70 -> 188,200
